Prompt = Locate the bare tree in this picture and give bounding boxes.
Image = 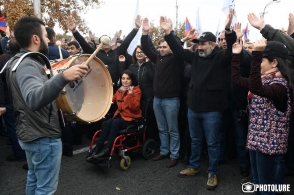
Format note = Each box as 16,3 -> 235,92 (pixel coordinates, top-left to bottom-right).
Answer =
0,0 -> 101,33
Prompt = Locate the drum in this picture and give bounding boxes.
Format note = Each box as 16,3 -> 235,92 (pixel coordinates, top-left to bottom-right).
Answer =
48,54 -> 113,122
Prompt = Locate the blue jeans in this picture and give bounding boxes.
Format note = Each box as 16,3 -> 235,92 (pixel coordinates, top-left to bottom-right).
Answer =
19,137 -> 62,195
3,103 -> 26,158
249,150 -> 285,195
153,97 -> 180,159
188,109 -> 222,175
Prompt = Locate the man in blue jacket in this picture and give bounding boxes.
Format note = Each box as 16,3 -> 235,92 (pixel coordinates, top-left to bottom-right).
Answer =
46,27 -> 69,61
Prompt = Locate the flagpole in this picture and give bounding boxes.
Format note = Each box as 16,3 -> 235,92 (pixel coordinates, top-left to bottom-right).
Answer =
33,0 -> 41,18
175,0 -> 178,30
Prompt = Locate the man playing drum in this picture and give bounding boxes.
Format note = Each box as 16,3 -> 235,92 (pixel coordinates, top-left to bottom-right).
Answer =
5,16 -> 88,194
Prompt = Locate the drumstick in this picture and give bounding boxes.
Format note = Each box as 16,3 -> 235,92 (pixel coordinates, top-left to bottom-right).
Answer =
85,36 -> 110,66
56,40 -> 63,60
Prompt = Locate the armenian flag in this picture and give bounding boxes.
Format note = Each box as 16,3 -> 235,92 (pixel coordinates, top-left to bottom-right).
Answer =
185,17 -> 192,36
0,16 -> 6,32
244,23 -> 249,42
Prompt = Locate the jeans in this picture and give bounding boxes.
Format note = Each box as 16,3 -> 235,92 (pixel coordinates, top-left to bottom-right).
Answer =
19,137 -> 62,195
188,109 -> 222,175
96,116 -> 136,148
3,103 -> 26,158
153,97 -> 180,159
249,150 -> 285,195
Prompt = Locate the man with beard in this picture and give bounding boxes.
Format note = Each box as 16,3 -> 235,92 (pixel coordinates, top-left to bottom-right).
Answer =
5,16 -> 88,194
161,9 -> 236,190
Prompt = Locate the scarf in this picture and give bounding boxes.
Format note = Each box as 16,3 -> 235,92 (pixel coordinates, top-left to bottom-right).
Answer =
119,86 -> 129,93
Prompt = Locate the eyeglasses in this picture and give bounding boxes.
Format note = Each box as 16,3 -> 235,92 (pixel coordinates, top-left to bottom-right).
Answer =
136,51 -> 143,55
218,38 -> 226,42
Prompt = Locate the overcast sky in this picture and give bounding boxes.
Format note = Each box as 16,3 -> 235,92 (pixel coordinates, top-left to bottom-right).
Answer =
56,0 -> 294,42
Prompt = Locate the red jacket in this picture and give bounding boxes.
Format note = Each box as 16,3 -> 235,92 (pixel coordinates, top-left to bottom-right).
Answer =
112,86 -> 142,121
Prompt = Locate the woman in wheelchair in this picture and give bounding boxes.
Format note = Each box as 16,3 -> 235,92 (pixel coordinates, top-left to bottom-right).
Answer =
88,70 -> 142,159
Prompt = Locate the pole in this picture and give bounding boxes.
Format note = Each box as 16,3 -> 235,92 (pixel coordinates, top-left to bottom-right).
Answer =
33,0 -> 41,18
175,0 -> 178,30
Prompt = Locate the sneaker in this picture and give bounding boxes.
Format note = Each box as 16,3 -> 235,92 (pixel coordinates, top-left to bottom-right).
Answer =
207,173 -> 217,191
178,167 -> 200,178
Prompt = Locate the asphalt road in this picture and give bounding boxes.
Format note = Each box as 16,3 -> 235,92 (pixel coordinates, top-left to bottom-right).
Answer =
0,135 -> 293,195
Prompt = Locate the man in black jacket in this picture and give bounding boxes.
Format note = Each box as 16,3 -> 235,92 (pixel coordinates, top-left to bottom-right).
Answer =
141,18 -> 184,168
218,29 -> 251,177
161,9 -> 236,190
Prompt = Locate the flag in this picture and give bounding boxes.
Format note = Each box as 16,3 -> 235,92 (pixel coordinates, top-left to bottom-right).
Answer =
185,17 -> 192,36
195,7 -> 202,36
0,16 -> 7,32
127,0 -> 142,55
243,23 -> 249,42
222,0 -> 237,26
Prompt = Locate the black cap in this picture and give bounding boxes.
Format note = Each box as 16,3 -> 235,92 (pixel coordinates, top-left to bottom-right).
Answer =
263,41 -> 288,59
192,32 -> 216,43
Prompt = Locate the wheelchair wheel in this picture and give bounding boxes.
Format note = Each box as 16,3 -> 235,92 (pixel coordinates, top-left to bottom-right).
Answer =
120,156 -> 131,171
142,139 -> 156,160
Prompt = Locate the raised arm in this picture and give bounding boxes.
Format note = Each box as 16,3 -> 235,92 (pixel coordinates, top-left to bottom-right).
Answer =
161,16 -> 194,63
115,15 -> 142,55
249,40 -> 287,101
223,9 -> 237,65
231,39 -> 249,88
248,13 -> 294,55
141,18 -> 158,63
66,16 -> 95,54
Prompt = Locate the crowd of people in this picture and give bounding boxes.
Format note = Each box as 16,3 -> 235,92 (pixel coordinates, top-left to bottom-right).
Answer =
0,7 -> 294,195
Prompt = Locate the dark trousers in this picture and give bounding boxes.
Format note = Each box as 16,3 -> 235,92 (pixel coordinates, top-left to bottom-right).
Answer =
96,116 -> 136,148
3,103 -> 26,158
285,112 -> 294,175
250,150 -> 285,195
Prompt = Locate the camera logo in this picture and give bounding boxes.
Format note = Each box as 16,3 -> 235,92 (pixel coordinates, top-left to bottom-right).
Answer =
242,182 -> 255,193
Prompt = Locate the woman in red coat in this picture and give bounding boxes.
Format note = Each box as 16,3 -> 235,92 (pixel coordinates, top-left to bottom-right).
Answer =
90,70 -> 142,159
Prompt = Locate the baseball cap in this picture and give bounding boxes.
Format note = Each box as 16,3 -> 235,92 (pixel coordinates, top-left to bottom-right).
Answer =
192,32 -> 216,43
263,41 -> 288,59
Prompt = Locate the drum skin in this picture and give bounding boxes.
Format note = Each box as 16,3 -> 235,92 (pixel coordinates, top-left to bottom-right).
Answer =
51,55 -> 113,122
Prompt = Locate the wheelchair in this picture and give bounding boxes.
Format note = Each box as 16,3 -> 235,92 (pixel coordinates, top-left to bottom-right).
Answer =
86,98 -> 156,170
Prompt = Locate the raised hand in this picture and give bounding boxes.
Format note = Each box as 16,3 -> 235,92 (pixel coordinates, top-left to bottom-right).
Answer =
135,15 -> 142,29
287,13 -> 294,35
233,22 -> 243,39
160,16 -> 172,34
142,18 -> 151,35
128,86 -> 134,94
116,30 -> 122,38
225,8 -> 234,29
66,16 -> 77,32
62,62 -> 88,81
118,55 -> 125,62
248,13 -> 265,31
0,107 -> 6,116
232,38 -> 243,54
253,38 -> 267,51
5,26 -> 10,37
89,31 -> 95,40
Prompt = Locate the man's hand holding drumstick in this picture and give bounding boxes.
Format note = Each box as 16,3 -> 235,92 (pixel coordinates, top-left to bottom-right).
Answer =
62,62 -> 88,81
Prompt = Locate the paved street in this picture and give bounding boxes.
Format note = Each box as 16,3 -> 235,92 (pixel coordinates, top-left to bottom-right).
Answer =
0,134 -> 293,195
